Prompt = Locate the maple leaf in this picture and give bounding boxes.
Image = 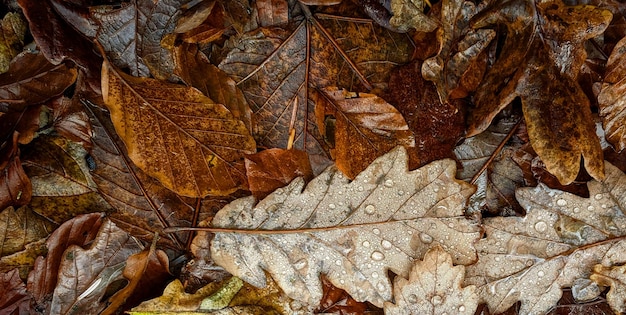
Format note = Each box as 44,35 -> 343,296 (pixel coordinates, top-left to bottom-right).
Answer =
468,0 -> 611,185
191,146 -> 480,308
384,245 -> 479,315
465,161 -> 626,315
101,59 -> 256,198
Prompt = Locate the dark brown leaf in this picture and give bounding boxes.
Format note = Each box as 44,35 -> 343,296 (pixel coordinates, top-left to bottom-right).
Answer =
0,132 -> 31,210
0,269 -> 32,315
0,12 -> 27,74
245,148 -> 313,199
256,0 -> 288,27
0,52 -> 77,112
0,104 -> 42,145
50,96 -> 93,150
316,276 -> 383,314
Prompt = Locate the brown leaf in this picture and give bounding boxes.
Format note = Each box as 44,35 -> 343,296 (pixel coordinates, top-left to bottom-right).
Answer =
0,206 -> 56,258
390,0 -> 438,32
469,0 -> 610,185
0,132 -> 31,210
86,100 -> 196,248
0,269 -> 32,315
256,0 -> 288,27
599,36 -> 626,152
0,104 -> 42,145
0,12 -> 27,74
50,96 -> 93,150
0,52 -> 77,112
27,212 -> 104,312
316,276 -> 382,314
101,60 -> 256,197
316,87 -> 415,179
245,148 -> 313,199
173,43 -> 252,131
385,61 -> 465,167
102,236 -> 171,315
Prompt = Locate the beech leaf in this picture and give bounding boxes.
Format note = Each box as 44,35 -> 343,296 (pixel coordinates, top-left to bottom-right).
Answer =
384,245 -> 479,315
465,161 -> 626,315
101,60 -> 256,198
194,146 -> 480,308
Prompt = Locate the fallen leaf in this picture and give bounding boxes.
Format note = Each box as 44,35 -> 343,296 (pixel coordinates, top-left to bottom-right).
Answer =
385,61 -> 465,167
591,263 -> 626,314
0,104 -> 42,145
92,0 -> 186,80
245,148 -> 313,199
0,269 -> 32,315
49,218 -> 143,314
0,52 -> 77,112
26,213 -> 104,312
465,161 -> 626,315
195,146 -> 480,308
0,132 -> 31,211
421,0 -> 494,102
256,0 -> 288,27
50,96 -> 94,150
598,36 -> 626,152
173,43 -> 252,131
384,245 -> 479,315
0,206 -> 56,258
390,0 -> 438,33
469,0 -> 610,185
316,276 -> 382,314
316,87 -> 415,179
0,12 -> 27,74
101,59 -> 256,198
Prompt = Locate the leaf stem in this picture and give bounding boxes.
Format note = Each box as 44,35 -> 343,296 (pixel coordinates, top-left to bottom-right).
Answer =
470,117 -> 522,185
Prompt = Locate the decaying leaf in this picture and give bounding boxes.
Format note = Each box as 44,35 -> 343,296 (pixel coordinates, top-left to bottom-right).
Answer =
0,52 -> 77,112
0,268 -> 32,314
0,132 -> 31,210
591,263 -> 626,314
256,0 -> 288,27
50,96 -> 94,150
0,206 -> 56,258
384,245 -> 479,315
599,36 -> 626,152
390,0 -> 438,32
245,148 -> 313,199
465,161 -> 626,315
195,146 -> 480,308
315,87 -> 415,179
0,12 -> 27,74
469,0 -> 610,185
49,218 -> 142,314
422,0 -> 494,102
101,60 -> 256,197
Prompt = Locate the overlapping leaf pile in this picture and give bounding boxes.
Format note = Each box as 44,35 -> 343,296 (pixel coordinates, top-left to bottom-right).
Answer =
4,0 -> 626,314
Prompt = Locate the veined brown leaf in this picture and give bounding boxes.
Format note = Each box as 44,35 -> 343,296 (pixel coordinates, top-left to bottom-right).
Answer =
101,60 -> 256,198
193,146 -> 480,308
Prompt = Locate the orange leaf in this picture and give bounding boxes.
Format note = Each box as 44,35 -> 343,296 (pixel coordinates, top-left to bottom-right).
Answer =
245,148 -> 313,199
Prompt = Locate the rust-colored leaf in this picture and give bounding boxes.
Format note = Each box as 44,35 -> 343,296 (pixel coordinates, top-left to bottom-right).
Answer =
256,0 -> 288,27
316,87 -> 415,179
316,276 -> 382,314
245,148 -> 313,199
469,0 -> 610,185
50,96 -> 93,150
0,206 -> 56,258
0,132 -> 31,210
0,52 -> 77,112
101,59 -> 256,198
0,269 -> 32,315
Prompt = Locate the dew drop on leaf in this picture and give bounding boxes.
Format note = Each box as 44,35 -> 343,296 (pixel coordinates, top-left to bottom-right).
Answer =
381,240 -> 392,249
420,233 -> 434,244
595,193 -> 603,200
294,259 -> 307,270
534,221 -> 548,232
371,251 -> 385,261
432,295 -> 443,305
384,179 -> 394,187
365,204 -> 376,214
459,305 -> 466,312
373,228 -> 381,235
362,240 -> 370,247
556,199 -> 567,206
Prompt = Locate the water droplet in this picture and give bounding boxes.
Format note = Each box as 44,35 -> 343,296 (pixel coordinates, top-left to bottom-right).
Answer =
372,272 -> 379,278
407,294 -> 418,303
556,199 -> 567,206
534,221 -> 548,233
526,259 -> 534,267
384,179 -> 394,187
430,223 -> 437,230
595,193 -> 603,200
420,233 -> 433,244
328,203 -> 336,209
573,207 -> 580,213
365,204 -> 376,214
538,270 -> 545,277
397,190 -> 405,196
340,279 -> 345,284
294,259 -> 307,270
373,228 -> 380,235
371,251 -> 385,261
376,282 -> 386,292
459,306 -> 466,312
495,256 -> 501,262
357,186 -> 364,192
362,241 -> 370,247
381,240 -> 392,249
432,295 -> 443,305
588,205 -> 595,211
335,259 -> 342,266
448,222 -> 454,228
290,300 -> 303,310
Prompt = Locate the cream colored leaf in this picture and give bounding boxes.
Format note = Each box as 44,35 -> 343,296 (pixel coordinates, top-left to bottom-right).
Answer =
194,146 -> 480,308
384,245 -> 478,315
465,161 -> 626,315
591,263 -> 626,314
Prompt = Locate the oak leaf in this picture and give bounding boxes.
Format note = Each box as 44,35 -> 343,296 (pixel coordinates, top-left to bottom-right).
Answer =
315,87 -> 415,179
384,245 -> 479,315
598,36 -> 626,152
591,263 -> 626,314
101,60 -> 256,198
469,0 -> 610,185
465,161 -> 626,315
193,146 -> 480,308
